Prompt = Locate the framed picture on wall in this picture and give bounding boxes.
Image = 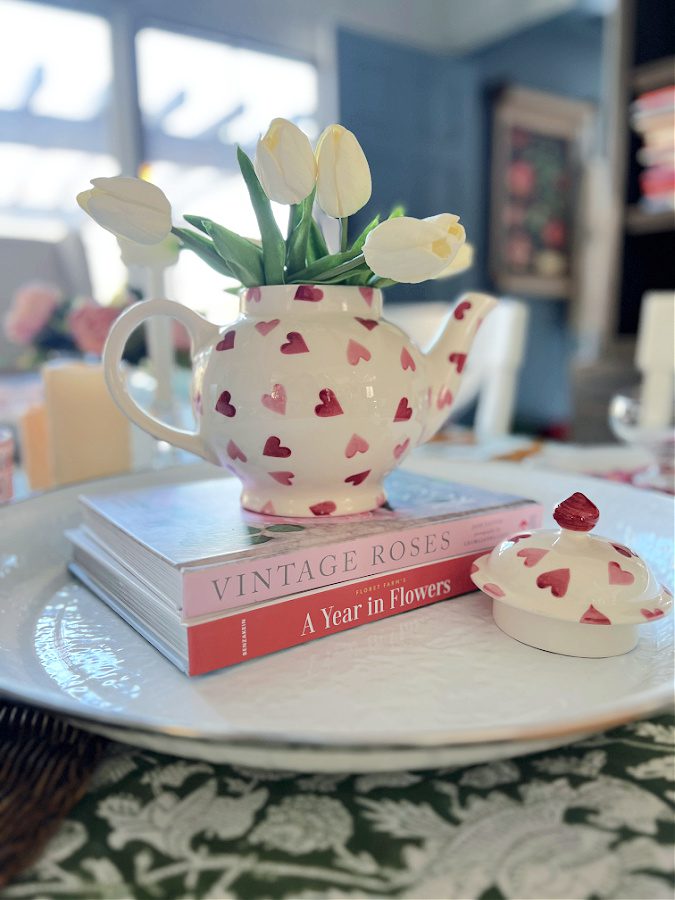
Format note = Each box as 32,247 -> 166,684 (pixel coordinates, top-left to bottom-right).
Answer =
489,86 -> 594,299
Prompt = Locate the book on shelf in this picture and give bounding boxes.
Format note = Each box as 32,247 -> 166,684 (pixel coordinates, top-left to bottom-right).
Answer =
630,86 -> 675,212
68,469 -> 542,675
630,85 -> 675,116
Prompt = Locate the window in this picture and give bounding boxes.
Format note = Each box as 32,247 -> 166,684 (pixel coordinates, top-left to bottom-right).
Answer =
0,4 -> 319,317
0,0 -> 122,297
136,28 -> 319,320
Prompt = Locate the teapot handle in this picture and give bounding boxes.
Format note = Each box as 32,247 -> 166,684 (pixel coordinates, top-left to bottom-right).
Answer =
103,298 -> 218,462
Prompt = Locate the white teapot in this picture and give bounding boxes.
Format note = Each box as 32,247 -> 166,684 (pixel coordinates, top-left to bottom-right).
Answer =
103,285 -> 495,517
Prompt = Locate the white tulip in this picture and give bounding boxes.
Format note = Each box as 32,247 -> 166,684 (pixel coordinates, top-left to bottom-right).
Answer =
117,234 -> 180,269
425,212 -> 466,246
315,124 -> 371,218
77,176 -> 172,244
254,118 -> 317,205
363,214 -> 466,283
434,242 -> 474,279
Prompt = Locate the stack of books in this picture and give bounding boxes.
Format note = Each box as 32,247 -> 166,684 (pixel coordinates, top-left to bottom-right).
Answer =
67,470 -> 542,675
631,85 -> 675,213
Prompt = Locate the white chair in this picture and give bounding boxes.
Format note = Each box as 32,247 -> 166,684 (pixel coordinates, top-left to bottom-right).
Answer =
635,291 -> 675,428
383,298 -> 529,440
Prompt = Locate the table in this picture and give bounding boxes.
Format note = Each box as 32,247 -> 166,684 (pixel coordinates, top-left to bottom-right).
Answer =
1,445 -> 673,899
2,713 -> 673,899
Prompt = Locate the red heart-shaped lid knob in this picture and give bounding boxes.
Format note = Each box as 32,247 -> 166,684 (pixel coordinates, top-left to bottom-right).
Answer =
553,492 -> 599,532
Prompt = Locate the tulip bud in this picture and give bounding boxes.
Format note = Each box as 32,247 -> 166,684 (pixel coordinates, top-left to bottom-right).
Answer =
254,118 -> 317,205
363,214 -> 466,284
315,124 -> 371,218
77,176 -> 172,244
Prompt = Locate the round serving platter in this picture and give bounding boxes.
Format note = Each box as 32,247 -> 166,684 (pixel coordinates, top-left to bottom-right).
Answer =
1,456 -> 672,772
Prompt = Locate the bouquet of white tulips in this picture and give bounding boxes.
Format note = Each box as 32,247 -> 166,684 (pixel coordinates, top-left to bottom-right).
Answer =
77,117 -> 472,288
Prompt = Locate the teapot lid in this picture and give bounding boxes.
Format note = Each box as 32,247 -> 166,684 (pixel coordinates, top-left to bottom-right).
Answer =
471,492 -> 672,656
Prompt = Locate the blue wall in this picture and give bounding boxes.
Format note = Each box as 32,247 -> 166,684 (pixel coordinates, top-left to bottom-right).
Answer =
338,13 -> 604,432
338,29 -> 476,301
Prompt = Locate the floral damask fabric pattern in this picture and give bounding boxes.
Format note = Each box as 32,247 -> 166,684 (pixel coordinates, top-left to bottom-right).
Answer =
2,715 -> 673,900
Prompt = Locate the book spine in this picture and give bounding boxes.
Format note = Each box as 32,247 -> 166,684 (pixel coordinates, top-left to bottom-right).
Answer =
187,552 -> 483,676
181,501 -> 542,618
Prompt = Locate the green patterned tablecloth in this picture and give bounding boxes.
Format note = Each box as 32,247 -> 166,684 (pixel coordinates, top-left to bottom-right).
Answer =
3,715 -> 674,900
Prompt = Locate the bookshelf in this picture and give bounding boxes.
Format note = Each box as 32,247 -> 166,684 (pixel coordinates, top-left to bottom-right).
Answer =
617,0 -> 674,336
631,55 -> 675,93
572,1 -> 672,442
625,207 -> 675,236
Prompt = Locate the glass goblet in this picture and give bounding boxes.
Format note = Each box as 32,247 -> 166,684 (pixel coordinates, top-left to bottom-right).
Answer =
608,388 -> 675,493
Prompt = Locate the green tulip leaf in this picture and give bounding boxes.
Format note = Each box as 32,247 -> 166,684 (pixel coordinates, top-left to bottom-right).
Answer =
286,202 -> 304,241
289,252 -> 366,284
350,213 -> 380,253
171,227 -> 236,278
315,264 -> 373,285
343,267 -> 377,285
286,189 -> 315,274
388,205 -> 405,219
182,215 -> 211,236
201,218 -> 265,287
368,275 -> 397,288
184,215 -> 261,251
236,146 -> 285,284
307,218 -> 329,264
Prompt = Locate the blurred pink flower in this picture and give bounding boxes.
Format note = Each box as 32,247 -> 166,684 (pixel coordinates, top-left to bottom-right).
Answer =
4,283 -> 60,345
68,302 -> 123,356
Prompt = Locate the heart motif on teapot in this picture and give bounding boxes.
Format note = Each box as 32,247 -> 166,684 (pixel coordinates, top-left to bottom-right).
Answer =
394,397 -> 413,422
536,568 -> 570,598
516,547 -> 548,567
400,348 -> 416,372
355,316 -> 378,331
344,469 -> 371,486
347,340 -> 371,365
261,384 -> 287,415
448,352 -> 466,373
263,436 -> 291,458
280,332 -> 309,354
345,433 -> 369,458
215,391 -> 236,417
393,438 -> 410,459
608,561 -> 634,585
216,331 -> 236,351
255,319 -> 280,336
269,470 -> 295,485
294,285 -> 324,302
227,440 -> 246,462
315,389 -> 343,417
454,300 -> 472,320
310,500 -> 337,516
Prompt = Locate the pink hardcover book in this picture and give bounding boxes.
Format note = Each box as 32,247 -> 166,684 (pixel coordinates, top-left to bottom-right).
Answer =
79,470 -> 542,619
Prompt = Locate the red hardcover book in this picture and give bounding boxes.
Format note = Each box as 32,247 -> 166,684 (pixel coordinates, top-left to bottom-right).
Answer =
70,532 -> 484,675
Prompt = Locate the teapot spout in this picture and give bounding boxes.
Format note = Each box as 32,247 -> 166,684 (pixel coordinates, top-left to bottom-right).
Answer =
420,292 -> 497,442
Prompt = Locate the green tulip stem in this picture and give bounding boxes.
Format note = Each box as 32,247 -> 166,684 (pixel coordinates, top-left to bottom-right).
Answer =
339,217 -> 349,252
306,252 -> 365,283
